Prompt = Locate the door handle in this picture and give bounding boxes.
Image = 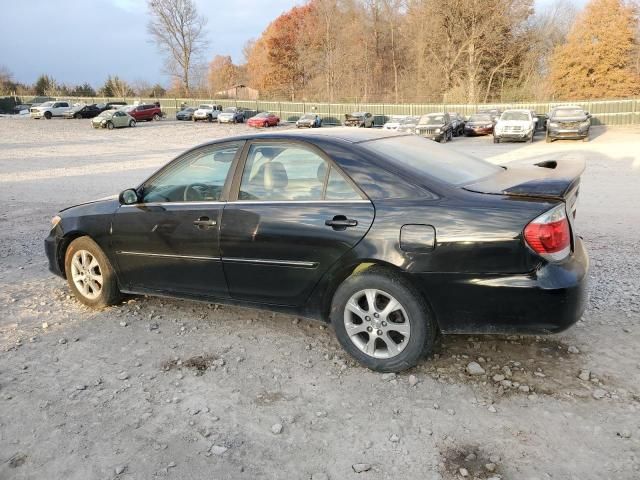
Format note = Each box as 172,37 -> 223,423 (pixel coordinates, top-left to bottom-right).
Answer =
193,217 -> 217,229
325,216 -> 358,230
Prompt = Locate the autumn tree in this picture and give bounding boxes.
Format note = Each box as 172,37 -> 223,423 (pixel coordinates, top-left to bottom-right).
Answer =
550,0 -> 640,99
99,76 -> 134,97
147,0 -> 208,95
207,55 -> 237,95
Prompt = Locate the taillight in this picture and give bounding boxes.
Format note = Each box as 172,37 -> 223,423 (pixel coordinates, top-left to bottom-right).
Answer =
524,204 -> 571,261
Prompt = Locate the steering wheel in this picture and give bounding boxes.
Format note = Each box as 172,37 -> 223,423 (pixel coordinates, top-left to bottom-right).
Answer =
183,183 -> 209,201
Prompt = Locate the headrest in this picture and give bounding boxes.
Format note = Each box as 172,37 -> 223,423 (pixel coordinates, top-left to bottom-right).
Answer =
264,162 -> 288,190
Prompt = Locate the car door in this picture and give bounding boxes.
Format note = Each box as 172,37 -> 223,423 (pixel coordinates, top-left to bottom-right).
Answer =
110,142 -> 243,297
220,140 -> 375,306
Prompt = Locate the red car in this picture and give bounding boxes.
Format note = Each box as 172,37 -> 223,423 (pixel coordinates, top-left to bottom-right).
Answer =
123,104 -> 162,122
247,112 -> 280,128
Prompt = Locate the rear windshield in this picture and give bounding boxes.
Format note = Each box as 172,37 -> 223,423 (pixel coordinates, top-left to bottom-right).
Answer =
469,114 -> 491,122
361,135 -> 501,186
419,114 -> 444,125
501,111 -> 530,121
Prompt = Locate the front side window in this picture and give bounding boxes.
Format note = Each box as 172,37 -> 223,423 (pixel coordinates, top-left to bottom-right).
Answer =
142,143 -> 240,203
238,142 -> 361,202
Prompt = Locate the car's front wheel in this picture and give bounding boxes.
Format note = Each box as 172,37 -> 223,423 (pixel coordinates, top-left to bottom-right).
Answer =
129,120 -> 136,127
44,111 -> 52,119
64,236 -> 121,309
106,121 -> 114,130
330,267 -> 436,372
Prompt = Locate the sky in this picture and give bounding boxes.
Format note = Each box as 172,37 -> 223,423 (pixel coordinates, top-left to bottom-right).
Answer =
0,0 -> 584,89
0,0 -> 302,87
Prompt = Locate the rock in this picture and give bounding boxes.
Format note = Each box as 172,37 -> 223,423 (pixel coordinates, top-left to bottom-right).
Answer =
381,373 -> 396,381
466,362 -> 485,376
75,384 -> 87,391
389,434 -> 400,443
117,372 -> 129,380
592,389 -> 607,399
408,374 -> 418,387
58,338 -> 67,344
518,385 -> 530,393
489,454 -> 501,463
210,445 -> 228,455
567,345 -> 580,354
488,405 -> 497,413
578,369 -> 590,381
352,464 -> 371,473
115,465 -> 126,475
119,321 -> 128,327
148,322 -> 159,331
485,463 -> 497,472
42,322 -> 49,329
492,374 -> 505,382
167,461 -> 176,468
465,453 -> 477,461
271,423 -> 283,434
617,430 -> 632,439
459,467 -> 469,477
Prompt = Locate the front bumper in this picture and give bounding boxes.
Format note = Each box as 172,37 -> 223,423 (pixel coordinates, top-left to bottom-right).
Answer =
218,117 -> 234,123
30,111 -> 45,119
495,131 -> 531,141
548,127 -> 589,139
412,237 -> 589,334
45,227 -> 65,278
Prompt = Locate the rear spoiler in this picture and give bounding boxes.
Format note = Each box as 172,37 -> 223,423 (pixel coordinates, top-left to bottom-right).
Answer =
463,158 -> 585,200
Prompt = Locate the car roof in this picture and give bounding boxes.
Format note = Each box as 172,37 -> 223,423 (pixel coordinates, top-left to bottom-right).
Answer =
207,127 -> 405,145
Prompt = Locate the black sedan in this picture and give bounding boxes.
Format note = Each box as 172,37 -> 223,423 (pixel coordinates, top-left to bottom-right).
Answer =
176,107 -> 196,121
546,106 -> 591,142
63,104 -> 102,119
45,129 -> 588,372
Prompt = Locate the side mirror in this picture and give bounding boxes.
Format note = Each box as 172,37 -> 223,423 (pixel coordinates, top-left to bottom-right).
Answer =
119,189 -> 139,205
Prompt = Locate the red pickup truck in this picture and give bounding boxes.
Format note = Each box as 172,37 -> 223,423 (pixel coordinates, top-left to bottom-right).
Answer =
124,104 -> 163,121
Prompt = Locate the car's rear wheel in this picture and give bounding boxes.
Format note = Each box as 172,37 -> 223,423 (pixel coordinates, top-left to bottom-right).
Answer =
263,121 -> 269,128
64,236 -> 121,309
153,113 -> 161,121
44,111 -> 52,120
106,121 -> 114,130
330,267 -> 436,372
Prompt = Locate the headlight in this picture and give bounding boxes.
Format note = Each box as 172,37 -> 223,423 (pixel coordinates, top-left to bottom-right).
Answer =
435,128 -> 441,133
51,215 -> 62,227
581,120 -> 590,127
101,119 -> 107,124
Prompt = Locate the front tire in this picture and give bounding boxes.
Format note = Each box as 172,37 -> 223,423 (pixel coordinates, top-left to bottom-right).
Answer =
153,113 -> 161,121
106,121 -> 114,130
44,111 -> 52,120
493,136 -> 500,143
330,267 -> 436,372
129,120 -> 136,127
75,113 -> 82,119
64,236 -> 121,309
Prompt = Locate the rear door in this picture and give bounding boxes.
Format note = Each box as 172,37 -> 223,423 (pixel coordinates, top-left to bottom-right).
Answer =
220,140 -> 375,306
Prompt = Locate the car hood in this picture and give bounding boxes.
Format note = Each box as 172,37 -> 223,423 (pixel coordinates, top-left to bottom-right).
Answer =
194,109 -> 210,114
219,113 -> 234,117
383,122 -> 400,128
496,120 -> 532,128
550,116 -> 588,123
59,195 -> 119,214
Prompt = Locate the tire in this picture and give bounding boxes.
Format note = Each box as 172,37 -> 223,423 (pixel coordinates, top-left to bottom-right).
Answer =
493,136 -> 499,144
440,133 -> 447,144
129,120 -> 136,128
153,113 -> 161,121
44,111 -> 52,120
330,267 -> 437,372
263,122 -> 269,128
207,115 -> 212,123
106,121 -> 114,130
75,113 -> 82,119
582,135 -> 589,142
64,236 -> 121,309
192,117 -> 197,122
529,132 -> 534,143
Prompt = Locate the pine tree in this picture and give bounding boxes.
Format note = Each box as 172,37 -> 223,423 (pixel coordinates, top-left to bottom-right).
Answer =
550,0 -> 640,99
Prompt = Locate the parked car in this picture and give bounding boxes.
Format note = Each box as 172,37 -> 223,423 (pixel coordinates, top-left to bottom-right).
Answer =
13,104 -> 32,115
247,112 -> 280,128
30,101 -> 71,119
176,107 -> 196,121
478,108 -> 502,122
344,112 -> 374,128
217,107 -> 245,124
448,112 -> 466,136
193,104 -> 222,122
296,113 -> 322,128
382,115 -> 409,130
493,109 -> 535,143
546,106 -> 591,142
464,113 -> 495,136
91,110 -> 136,129
123,104 -> 162,122
415,113 -> 453,143
63,104 -> 102,119
396,116 -> 420,134
45,129 -> 588,372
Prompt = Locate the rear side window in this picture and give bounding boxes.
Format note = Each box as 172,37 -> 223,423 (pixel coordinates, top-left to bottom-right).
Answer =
361,135 -> 501,185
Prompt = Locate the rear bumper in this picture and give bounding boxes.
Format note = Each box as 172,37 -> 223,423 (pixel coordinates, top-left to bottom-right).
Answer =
412,237 -> 589,334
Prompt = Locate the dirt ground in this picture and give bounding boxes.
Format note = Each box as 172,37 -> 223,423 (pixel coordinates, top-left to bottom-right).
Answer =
0,117 -> 639,480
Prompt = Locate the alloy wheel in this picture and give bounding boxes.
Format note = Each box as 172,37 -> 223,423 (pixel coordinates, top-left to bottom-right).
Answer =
343,289 -> 411,359
70,250 -> 103,300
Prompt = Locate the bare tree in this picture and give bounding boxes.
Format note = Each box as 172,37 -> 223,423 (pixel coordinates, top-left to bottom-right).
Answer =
147,0 -> 207,96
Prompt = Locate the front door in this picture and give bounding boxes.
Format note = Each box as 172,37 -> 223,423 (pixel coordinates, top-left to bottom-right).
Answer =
220,140 -> 375,306
111,142 -> 242,297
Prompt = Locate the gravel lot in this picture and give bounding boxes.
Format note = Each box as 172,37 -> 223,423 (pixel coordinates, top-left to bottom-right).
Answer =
1,117 -> 639,479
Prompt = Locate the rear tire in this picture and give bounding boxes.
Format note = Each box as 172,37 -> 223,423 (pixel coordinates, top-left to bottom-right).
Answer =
64,236 -> 121,309
330,267 -> 437,372
153,113 -> 161,121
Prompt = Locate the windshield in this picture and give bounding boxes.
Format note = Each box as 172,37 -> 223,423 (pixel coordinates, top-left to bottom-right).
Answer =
400,116 -> 419,125
419,114 -> 444,125
40,101 -> 54,107
254,112 -> 269,118
361,135 -> 501,186
300,114 -> 315,120
223,107 -> 236,113
97,111 -> 113,118
469,114 -> 491,122
552,108 -> 586,119
501,111 -> 530,121
387,116 -> 406,123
